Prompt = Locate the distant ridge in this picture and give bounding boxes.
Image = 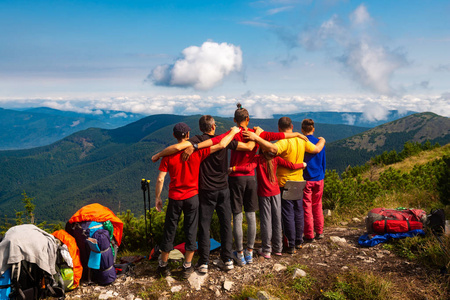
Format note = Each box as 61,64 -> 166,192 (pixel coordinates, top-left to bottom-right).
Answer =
326,112 -> 450,172
274,110 -> 417,127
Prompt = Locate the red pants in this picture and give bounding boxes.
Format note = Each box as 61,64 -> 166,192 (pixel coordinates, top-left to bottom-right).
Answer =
302,180 -> 324,240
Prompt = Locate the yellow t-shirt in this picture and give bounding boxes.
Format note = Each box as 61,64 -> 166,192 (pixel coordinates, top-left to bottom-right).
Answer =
275,138 -> 316,187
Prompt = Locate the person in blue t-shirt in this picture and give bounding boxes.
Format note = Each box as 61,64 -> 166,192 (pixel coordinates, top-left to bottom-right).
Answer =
301,119 -> 326,242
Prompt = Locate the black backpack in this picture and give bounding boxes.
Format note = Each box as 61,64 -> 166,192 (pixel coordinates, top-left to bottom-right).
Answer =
7,261 -> 64,300
426,209 -> 446,236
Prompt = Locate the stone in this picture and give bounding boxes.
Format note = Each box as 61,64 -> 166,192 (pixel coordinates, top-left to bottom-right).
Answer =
272,264 -> 287,272
165,276 -> 176,287
341,266 -> 349,270
340,221 -> 348,226
223,280 -> 234,291
257,290 -> 280,300
330,236 -> 348,246
99,290 -> 114,299
171,285 -> 182,293
126,295 -> 135,300
352,217 -> 361,222
292,269 -> 307,279
323,209 -> 332,217
188,272 -> 209,291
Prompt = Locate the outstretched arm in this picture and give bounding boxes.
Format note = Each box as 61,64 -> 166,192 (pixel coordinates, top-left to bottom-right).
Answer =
243,130 -> 278,154
155,171 -> 167,212
210,126 -> 241,154
151,141 -> 192,162
307,137 -> 326,154
284,132 -> 309,142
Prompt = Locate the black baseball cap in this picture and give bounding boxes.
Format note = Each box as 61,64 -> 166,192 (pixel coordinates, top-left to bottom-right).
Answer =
173,122 -> 191,134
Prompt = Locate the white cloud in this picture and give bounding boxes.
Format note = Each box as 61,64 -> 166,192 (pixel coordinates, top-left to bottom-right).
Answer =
296,4 -> 409,95
2,93 -> 448,119
148,41 -> 243,91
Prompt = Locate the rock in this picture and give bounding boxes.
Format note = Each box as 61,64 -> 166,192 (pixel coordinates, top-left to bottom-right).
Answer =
273,264 -> 287,272
215,289 -> 221,297
223,280 -> 234,291
126,295 -> 135,300
99,290 -> 114,299
330,236 -> 348,246
165,276 -> 176,286
171,285 -> 182,293
340,221 -> 348,226
356,256 -> 376,263
316,263 -> 328,267
323,209 -> 332,217
188,272 -> 209,291
257,290 -> 280,300
341,266 -> 349,270
352,218 -> 361,222
292,268 -> 307,279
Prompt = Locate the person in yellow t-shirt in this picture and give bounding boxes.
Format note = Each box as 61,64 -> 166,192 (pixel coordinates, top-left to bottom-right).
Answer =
243,117 -> 325,254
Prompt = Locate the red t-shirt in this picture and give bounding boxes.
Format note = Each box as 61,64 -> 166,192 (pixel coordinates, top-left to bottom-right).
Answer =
159,148 -> 210,200
234,155 -> 304,197
229,129 -> 285,177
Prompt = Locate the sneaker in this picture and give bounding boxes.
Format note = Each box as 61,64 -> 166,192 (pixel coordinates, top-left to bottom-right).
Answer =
233,251 -> 246,266
286,247 -> 296,254
156,265 -> 170,277
182,265 -> 194,279
195,263 -> 208,274
258,250 -> 271,259
244,249 -> 253,264
315,233 -> 324,240
303,238 -> 315,243
223,259 -> 234,271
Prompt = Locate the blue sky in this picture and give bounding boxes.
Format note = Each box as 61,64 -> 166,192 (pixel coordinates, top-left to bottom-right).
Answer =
1,0 -> 449,121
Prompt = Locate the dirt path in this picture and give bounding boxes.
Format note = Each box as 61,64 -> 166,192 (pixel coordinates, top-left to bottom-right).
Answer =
65,223 -> 448,300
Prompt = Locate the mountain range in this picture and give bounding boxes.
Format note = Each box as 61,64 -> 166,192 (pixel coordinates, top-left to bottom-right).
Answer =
0,111 -> 448,226
0,107 -> 146,150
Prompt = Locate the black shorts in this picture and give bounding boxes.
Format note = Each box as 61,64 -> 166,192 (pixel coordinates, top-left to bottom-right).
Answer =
228,175 -> 258,214
160,195 -> 199,253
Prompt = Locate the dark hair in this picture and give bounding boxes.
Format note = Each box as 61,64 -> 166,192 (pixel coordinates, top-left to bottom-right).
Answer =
301,119 -> 315,133
261,150 -> 277,184
278,117 -> 293,131
199,115 -> 215,133
234,103 -> 249,123
173,131 -> 187,140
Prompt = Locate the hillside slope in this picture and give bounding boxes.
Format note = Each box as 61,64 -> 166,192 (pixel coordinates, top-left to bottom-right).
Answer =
326,112 -> 450,172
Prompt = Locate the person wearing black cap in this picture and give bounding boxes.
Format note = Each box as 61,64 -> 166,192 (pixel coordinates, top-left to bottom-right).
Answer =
155,122 -> 240,278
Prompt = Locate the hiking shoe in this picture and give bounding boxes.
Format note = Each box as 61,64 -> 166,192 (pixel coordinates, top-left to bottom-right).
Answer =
258,250 -> 271,259
156,265 -> 170,277
273,252 -> 282,256
182,265 -> 194,279
315,233 -> 324,240
222,259 -> 234,271
244,249 -> 253,264
195,263 -> 208,274
286,247 -> 296,254
233,251 -> 246,266
303,238 -> 315,243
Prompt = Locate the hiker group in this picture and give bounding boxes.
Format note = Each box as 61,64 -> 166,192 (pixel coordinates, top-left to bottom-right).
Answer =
151,103 -> 327,278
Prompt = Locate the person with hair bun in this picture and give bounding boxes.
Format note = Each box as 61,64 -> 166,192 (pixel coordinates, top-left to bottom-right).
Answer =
228,103 -> 307,265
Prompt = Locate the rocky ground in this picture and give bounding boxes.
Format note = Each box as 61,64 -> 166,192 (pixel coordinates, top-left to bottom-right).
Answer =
64,220 -> 448,300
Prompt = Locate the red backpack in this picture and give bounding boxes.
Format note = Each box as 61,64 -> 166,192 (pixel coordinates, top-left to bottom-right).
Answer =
365,208 -> 427,234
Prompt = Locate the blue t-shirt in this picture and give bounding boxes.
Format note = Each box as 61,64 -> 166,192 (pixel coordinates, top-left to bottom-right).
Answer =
303,135 -> 326,181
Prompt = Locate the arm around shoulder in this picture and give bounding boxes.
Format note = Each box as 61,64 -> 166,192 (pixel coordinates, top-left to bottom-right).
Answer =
309,137 -> 326,154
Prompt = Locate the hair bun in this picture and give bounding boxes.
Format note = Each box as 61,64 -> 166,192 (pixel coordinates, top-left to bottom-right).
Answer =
236,102 -> 242,109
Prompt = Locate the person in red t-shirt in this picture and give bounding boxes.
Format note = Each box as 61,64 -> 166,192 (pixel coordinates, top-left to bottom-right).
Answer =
155,122 -> 240,278
229,150 -> 306,259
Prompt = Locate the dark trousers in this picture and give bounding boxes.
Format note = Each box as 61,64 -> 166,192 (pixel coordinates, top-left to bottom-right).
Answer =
280,188 -> 304,248
160,195 -> 199,253
197,188 -> 233,264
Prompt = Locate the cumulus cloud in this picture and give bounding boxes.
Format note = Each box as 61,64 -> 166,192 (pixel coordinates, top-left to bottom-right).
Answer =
361,102 -> 389,122
342,113 -> 356,125
147,41 -> 243,91
292,4 -> 409,95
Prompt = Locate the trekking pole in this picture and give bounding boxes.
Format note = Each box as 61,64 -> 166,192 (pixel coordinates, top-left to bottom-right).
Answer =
141,178 -> 148,248
146,179 -> 153,248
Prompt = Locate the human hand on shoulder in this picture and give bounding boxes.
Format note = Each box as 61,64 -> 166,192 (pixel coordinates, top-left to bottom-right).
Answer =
253,126 -> 264,136
231,126 -> 241,134
318,137 -> 326,143
182,146 -> 194,161
151,153 -> 160,162
295,132 -> 308,142
242,130 -> 258,141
